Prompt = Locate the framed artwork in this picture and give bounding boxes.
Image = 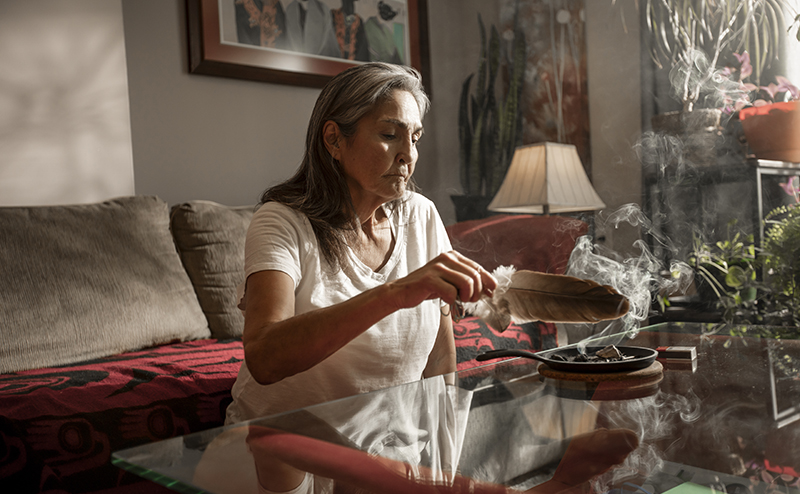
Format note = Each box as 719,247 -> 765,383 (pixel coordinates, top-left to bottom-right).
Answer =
186,0 -> 431,89
501,0 -> 590,174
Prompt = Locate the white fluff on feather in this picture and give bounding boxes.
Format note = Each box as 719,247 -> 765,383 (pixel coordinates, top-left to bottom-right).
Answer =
463,265 -> 516,321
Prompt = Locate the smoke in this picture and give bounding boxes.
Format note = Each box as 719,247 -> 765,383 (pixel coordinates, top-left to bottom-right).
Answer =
563,203 -> 694,347
566,235 -> 657,337
565,45 -> 754,341
634,132 -> 685,179
590,390 -> 703,491
668,48 -> 749,112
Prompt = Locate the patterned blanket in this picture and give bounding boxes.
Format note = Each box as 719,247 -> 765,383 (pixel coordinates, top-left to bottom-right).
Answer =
0,320 -> 552,493
0,339 -> 242,493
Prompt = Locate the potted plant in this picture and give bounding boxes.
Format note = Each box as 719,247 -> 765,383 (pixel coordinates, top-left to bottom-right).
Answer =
688,223 -> 760,322
713,51 -> 800,162
684,181 -> 800,326
634,0 -> 794,165
453,14 -> 526,222
642,0 -> 790,113
737,72 -> 800,162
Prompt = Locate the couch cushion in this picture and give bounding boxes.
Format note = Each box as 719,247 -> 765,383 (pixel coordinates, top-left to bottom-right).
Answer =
454,317 -> 558,371
170,200 -> 254,339
446,214 -> 588,274
0,196 -> 210,373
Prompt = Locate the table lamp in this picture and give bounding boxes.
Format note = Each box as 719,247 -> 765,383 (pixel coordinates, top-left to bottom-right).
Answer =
487,142 -> 605,215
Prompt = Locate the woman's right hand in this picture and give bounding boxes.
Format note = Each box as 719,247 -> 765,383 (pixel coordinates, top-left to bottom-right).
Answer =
386,251 -> 497,312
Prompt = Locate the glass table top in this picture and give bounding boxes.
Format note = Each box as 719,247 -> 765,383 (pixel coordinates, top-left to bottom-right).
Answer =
112,322 -> 800,494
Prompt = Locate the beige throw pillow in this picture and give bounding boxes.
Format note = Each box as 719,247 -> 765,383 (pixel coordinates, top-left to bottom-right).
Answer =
0,196 -> 211,374
170,201 -> 254,339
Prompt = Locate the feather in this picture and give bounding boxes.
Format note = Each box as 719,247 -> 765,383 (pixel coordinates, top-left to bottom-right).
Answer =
465,266 -> 630,332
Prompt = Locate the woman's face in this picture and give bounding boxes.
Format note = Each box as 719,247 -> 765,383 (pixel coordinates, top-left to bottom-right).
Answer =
327,90 -> 423,209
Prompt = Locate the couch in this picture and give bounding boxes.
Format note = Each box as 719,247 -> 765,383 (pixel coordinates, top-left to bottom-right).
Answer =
0,196 -> 587,493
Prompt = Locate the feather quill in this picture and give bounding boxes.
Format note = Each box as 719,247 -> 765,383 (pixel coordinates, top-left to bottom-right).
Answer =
465,266 -> 630,332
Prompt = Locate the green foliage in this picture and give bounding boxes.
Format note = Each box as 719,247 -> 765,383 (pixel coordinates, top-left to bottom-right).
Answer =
688,213 -> 800,326
458,14 -> 526,198
689,222 -> 759,321
763,204 -> 800,306
645,0 -> 789,80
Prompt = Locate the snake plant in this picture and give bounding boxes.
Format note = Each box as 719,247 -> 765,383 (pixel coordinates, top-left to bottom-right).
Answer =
458,14 -> 526,198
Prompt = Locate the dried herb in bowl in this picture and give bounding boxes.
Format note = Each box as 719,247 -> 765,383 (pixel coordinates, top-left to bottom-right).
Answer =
550,345 -> 636,363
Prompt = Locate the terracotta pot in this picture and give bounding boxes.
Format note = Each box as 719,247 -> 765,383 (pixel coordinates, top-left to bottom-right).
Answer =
739,101 -> 800,163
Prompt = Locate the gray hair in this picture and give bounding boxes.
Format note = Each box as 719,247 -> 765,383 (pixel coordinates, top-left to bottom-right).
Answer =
261,63 -> 430,270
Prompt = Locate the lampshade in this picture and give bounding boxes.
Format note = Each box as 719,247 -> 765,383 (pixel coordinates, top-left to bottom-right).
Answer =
487,142 -> 606,214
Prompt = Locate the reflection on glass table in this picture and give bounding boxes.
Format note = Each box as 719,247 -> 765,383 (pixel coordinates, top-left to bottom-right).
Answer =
112,322 -> 800,494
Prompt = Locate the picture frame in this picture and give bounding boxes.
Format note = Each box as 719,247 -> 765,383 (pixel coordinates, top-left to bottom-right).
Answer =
186,0 -> 431,90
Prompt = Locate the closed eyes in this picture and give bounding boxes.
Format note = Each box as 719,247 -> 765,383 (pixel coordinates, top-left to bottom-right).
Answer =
382,133 -> 422,145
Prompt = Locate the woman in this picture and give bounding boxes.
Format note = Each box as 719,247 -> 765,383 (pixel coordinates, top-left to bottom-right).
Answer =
225,62 -> 497,426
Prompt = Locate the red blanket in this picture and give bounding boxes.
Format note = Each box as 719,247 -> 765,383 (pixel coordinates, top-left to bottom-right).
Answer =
0,338 -> 243,493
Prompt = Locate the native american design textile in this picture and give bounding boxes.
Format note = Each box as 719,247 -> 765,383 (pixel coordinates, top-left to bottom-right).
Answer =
0,339 -> 243,493
454,317 -> 557,371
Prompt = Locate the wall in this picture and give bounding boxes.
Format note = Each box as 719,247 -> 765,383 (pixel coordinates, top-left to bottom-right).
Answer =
0,0 -> 134,206
416,1 -> 500,225
122,0 -> 498,216
0,0 -> 645,251
585,0 -> 643,257
122,0 -> 319,207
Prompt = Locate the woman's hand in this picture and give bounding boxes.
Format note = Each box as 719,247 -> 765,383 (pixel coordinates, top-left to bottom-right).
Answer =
387,251 -> 498,311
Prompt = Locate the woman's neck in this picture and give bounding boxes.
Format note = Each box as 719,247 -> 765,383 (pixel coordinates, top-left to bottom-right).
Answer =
349,205 -> 394,271
357,204 -> 388,239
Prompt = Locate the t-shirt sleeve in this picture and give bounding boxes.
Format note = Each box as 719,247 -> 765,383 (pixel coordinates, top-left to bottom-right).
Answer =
237,203 -> 306,310
422,196 -> 452,259
432,212 -> 452,309
432,206 -> 452,256
413,195 -> 452,309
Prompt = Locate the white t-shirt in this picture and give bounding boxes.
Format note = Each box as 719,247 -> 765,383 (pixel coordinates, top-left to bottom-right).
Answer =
225,191 -> 452,424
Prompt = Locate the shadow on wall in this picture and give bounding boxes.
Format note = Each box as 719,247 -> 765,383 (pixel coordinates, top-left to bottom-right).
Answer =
0,0 -> 134,207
